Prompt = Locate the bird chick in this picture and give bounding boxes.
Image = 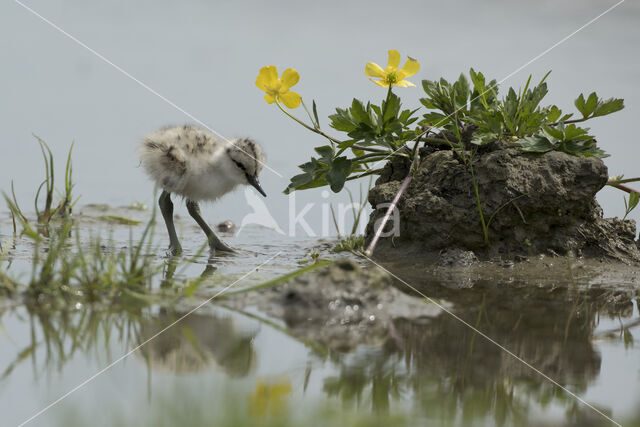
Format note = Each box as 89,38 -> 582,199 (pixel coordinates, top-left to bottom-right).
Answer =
139,125 -> 266,254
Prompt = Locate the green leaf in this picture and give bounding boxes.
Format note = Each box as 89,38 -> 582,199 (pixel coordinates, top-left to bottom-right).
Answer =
419,96 -> 438,110
350,98 -> 369,124
326,157 -> 352,193
469,68 -> 485,94
284,172 -> 329,194
541,125 -> 563,141
399,108 -> 419,124
314,146 -> 333,164
563,124 -> 589,141
574,92 -> 617,119
559,113 -> 574,122
547,105 -> 562,123
471,132 -> 498,145
285,173 -> 313,190
299,158 -> 324,173
527,82 -> 548,111
592,97 -> 624,117
574,93 -> 588,118
516,135 -> 555,153
312,100 -> 320,127
329,108 -> 356,132
383,92 -> 401,122
585,92 -> 598,116
629,192 -> 640,211
421,112 -> 449,126
336,140 -> 357,150
453,73 -> 471,109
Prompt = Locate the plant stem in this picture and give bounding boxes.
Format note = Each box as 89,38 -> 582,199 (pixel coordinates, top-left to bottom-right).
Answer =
346,168 -> 384,181
608,183 -> 640,195
364,173 -> 412,256
350,144 -> 388,153
352,152 -> 405,163
548,117 -> 590,127
607,177 -> 640,185
335,143 -> 389,158
301,100 -> 317,127
381,84 -> 394,120
468,159 -> 489,245
275,101 -> 343,146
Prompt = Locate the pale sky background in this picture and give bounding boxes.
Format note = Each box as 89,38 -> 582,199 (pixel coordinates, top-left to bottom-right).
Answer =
1,0 -> 639,235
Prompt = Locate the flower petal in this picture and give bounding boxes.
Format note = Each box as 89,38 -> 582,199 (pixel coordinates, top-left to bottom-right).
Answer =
387,50 -> 401,71
264,93 -> 276,104
365,62 -> 385,78
255,65 -> 278,91
280,68 -> 300,91
369,78 -> 389,87
395,79 -> 416,88
279,91 -> 301,108
397,57 -> 420,79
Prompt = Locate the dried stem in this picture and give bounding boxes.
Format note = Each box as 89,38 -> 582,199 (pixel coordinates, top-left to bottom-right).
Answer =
364,174 -> 412,256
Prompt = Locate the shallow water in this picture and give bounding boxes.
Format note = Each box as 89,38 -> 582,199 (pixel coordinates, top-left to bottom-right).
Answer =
1,211 -> 639,426
2,0 -> 640,425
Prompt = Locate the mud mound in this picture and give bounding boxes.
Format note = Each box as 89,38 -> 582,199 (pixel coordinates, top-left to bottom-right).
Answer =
366,144 -> 640,263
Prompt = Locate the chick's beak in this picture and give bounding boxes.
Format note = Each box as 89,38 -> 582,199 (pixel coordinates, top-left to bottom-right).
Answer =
247,175 -> 267,197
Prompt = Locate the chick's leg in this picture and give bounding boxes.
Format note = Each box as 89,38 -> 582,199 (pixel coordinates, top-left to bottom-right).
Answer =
186,199 -> 235,253
159,191 -> 182,255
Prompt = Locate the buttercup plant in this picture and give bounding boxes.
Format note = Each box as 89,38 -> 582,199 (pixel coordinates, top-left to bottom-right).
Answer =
256,50 -> 422,196
257,50 -> 639,251
255,66 -> 302,109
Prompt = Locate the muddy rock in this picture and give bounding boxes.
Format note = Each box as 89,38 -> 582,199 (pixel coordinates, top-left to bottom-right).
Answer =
225,259 -> 444,352
366,146 -> 640,263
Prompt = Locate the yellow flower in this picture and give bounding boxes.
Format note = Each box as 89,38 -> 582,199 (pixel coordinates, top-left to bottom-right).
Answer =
255,66 -> 302,108
365,49 -> 420,88
248,377 -> 292,418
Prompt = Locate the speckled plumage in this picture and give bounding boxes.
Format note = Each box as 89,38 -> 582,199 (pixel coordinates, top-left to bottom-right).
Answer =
139,125 -> 266,254
139,125 -> 265,201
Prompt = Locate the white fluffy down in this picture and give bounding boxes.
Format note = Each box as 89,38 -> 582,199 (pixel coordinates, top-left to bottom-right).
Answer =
139,126 -> 256,201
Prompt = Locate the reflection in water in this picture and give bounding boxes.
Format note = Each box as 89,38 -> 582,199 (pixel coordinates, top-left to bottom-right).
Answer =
0,306 -> 257,382
161,250 -> 218,289
0,304 -> 145,380
321,284 -> 637,425
1,266 -> 638,425
138,308 -> 257,376
145,254 -> 257,376
248,377 -> 293,418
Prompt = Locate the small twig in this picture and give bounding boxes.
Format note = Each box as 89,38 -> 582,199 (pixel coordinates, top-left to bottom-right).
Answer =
365,174 -> 412,256
512,201 -> 528,225
608,183 -> 639,195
